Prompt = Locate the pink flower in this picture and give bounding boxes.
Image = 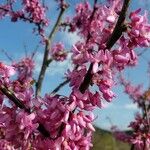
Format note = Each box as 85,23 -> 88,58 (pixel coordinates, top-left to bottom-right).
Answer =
128,9 -> 150,47
0,62 -> 15,77
16,111 -> 38,139
51,42 -> 67,61
23,0 -> 48,25
13,57 -> 34,82
67,66 -> 87,88
120,75 -> 143,102
72,43 -> 90,65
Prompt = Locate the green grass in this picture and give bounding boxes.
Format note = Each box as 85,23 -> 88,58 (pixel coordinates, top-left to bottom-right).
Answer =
92,127 -> 131,150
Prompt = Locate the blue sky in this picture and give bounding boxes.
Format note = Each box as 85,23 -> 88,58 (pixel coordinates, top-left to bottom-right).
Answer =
0,0 -> 150,131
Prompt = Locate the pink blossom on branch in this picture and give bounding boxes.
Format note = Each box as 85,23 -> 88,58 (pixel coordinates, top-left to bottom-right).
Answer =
0,62 -> 15,78
50,42 -> 67,61
0,0 -> 48,36
0,0 -> 150,149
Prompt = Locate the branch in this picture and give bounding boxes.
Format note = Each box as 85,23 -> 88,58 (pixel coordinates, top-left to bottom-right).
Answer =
79,0 -> 131,94
50,78 -> 70,95
106,0 -> 131,49
0,85 -> 30,113
130,144 -> 134,150
79,64 -> 93,93
78,0 -> 97,94
35,6 -> 67,96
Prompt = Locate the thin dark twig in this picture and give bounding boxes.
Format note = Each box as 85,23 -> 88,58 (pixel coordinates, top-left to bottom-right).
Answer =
51,78 -> 70,95
31,45 -> 40,59
23,43 -> 28,58
137,48 -> 149,56
0,49 -> 13,62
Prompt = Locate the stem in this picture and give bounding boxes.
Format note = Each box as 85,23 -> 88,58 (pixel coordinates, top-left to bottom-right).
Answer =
106,0 -> 131,49
143,139 -> 146,150
35,7 -> 67,96
79,0 -> 131,94
143,101 -> 149,129
142,101 -> 149,150
130,144 -> 134,150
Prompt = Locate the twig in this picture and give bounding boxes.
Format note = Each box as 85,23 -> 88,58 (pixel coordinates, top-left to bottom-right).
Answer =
31,45 -> 40,59
137,48 -> 149,56
35,6 -> 67,96
79,0 -> 131,94
143,101 -> 150,129
50,78 -> 70,95
42,0 -> 45,7
0,49 -> 13,62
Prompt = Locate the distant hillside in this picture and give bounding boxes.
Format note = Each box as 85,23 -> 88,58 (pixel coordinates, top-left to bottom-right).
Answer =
92,127 -> 131,150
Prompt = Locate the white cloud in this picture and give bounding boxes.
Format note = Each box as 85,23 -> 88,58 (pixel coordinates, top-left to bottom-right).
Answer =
63,32 -> 81,46
102,102 -> 114,109
100,102 -> 138,111
124,103 -> 138,110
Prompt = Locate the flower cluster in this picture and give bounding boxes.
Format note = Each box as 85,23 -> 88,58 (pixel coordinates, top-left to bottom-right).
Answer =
128,114 -> 150,150
51,42 -> 67,61
33,94 -> 94,149
0,62 -> 15,78
13,57 -> 35,82
113,114 -> 150,150
66,0 -> 147,107
0,0 -> 48,35
22,0 -> 48,25
128,9 -> 150,47
0,63 -> 95,149
113,74 -> 150,149
64,1 -> 150,149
